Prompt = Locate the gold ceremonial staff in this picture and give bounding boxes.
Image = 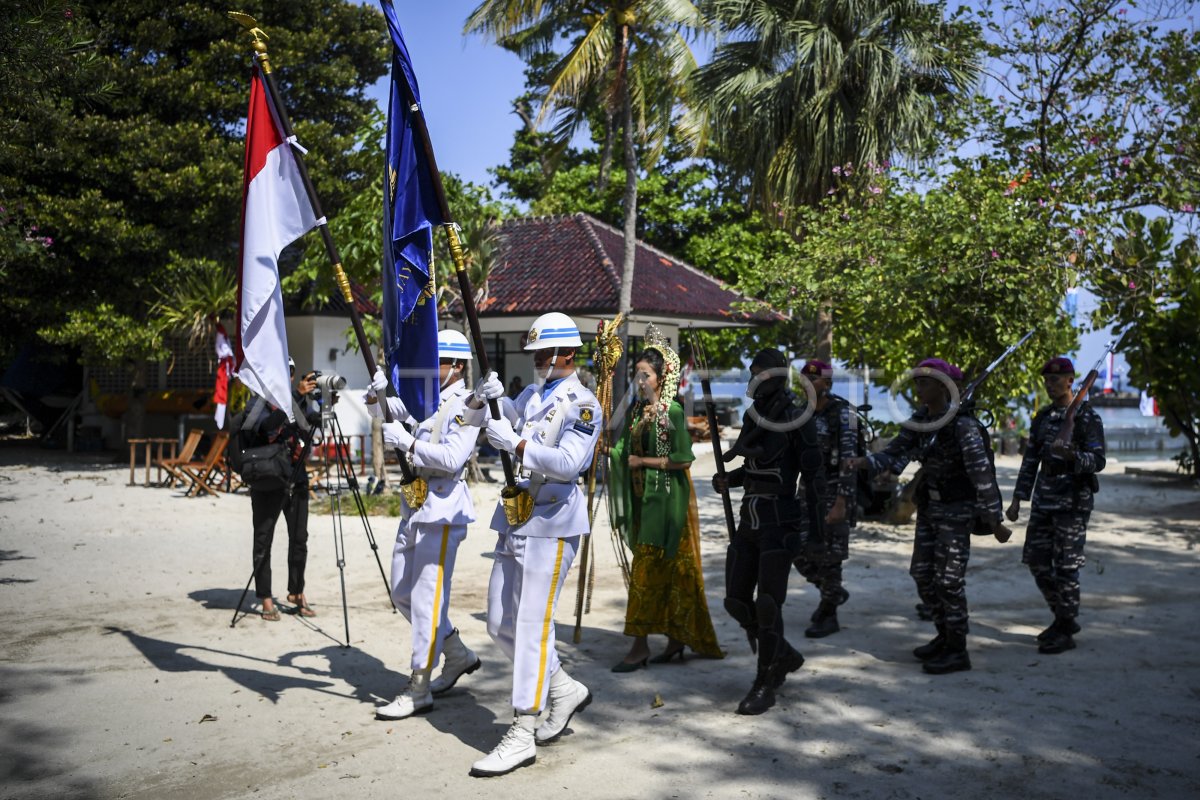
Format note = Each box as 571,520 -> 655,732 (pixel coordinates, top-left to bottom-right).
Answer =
573,314 -> 625,643
227,14 -> 414,602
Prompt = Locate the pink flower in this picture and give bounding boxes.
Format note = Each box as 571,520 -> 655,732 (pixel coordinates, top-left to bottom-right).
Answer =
832,166 -> 842,176
869,186 -> 882,195
1128,281 -> 1136,289
991,250 -> 1000,259
43,237 -> 53,246
1074,228 -> 1086,237
1183,204 -> 1196,213
1038,199 -> 1046,207
867,255 -> 877,265
65,8 -> 73,18
1120,157 -> 1131,167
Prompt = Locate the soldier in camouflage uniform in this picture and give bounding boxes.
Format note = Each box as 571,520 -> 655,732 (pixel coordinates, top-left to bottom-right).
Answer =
848,358 -> 1004,674
793,359 -> 856,638
713,349 -> 826,715
1006,357 -> 1106,655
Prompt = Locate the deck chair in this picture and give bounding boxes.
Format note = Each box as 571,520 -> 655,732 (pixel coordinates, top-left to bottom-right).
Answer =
165,432 -> 230,497
154,428 -> 203,488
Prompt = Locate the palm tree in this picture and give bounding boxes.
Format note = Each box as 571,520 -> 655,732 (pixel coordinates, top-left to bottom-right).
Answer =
697,0 -> 979,207
464,0 -> 705,329
695,0 -> 980,356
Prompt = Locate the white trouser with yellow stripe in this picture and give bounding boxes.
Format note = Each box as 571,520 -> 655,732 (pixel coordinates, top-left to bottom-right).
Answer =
391,521 -> 467,671
487,532 -> 580,713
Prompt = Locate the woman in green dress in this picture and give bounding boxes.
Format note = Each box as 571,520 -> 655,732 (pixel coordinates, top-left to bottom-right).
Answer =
610,337 -> 723,671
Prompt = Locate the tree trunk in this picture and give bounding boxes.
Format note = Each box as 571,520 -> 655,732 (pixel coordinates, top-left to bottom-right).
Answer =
613,26 -> 637,408
597,107 -> 615,193
815,305 -> 834,363
123,361 -> 148,443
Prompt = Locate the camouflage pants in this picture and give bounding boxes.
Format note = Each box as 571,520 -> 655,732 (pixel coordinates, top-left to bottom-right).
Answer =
794,520 -> 850,604
1022,509 -> 1089,621
910,504 -> 973,636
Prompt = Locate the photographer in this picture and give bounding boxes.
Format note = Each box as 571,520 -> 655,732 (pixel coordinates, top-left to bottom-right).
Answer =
244,358 -> 328,621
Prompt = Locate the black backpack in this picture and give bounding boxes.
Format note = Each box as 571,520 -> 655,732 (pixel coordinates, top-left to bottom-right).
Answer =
227,399 -> 295,491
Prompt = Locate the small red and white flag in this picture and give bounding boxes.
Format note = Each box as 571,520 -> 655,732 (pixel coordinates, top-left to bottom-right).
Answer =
212,323 -> 235,428
234,69 -> 320,421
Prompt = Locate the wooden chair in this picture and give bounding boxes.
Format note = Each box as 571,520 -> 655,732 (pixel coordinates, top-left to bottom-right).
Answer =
164,432 -> 230,497
154,428 -> 203,488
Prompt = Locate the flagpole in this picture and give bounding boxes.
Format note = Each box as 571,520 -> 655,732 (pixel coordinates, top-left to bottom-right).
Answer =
229,15 -> 429,513
386,47 -> 529,519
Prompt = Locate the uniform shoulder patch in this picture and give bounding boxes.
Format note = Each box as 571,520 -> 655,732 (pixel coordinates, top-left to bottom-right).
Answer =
579,406 -> 594,423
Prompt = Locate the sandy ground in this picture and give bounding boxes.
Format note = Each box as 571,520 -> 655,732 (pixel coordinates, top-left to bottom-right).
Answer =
1,443 -> 1198,800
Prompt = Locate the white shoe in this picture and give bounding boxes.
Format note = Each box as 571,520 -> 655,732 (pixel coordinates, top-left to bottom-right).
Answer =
430,628 -> 482,695
469,715 -> 537,777
535,668 -> 592,745
375,670 -> 433,720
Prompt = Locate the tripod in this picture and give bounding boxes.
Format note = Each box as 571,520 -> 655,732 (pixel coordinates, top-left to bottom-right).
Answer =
315,405 -> 398,647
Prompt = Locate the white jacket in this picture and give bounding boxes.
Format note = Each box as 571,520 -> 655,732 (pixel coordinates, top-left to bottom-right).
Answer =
376,382 -> 476,526
466,372 -> 600,539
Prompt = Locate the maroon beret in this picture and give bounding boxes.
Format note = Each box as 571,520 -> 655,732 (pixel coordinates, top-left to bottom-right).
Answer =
1042,357 -> 1075,375
800,359 -> 832,377
914,358 -> 963,381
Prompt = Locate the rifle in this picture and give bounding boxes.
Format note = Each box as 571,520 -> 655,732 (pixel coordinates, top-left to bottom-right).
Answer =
689,330 -> 736,541
1053,334 -> 1124,450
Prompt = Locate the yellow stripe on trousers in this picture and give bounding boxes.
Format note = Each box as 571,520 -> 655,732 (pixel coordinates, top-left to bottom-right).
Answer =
531,539 -> 566,712
424,525 -> 451,670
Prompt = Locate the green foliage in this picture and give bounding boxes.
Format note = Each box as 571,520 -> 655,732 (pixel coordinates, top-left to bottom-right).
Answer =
736,162 -> 1078,411
1091,213 -> 1200,476
696,0 -> 982,210
0,1 -> 388,367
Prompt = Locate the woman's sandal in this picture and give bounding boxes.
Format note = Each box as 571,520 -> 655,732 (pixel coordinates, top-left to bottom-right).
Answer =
287,594 -> 316,617
261,606 -> 281,622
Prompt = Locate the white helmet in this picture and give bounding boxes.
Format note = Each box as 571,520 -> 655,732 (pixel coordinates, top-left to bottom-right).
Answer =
437,329 -> 473,361
525,312 -> 582,350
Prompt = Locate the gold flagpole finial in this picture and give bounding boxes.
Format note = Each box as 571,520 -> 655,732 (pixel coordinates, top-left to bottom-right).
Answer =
228,12 -> 273,71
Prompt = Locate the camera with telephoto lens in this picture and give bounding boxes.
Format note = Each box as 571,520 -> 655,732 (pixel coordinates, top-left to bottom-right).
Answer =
307,370 -> 346,400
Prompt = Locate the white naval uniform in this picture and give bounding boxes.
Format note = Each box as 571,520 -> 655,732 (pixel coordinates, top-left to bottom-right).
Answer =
378,381 -> 476,672
466,372 -> 600,713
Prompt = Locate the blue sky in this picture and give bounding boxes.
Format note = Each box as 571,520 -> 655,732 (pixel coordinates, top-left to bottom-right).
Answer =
367,2 -> 528,188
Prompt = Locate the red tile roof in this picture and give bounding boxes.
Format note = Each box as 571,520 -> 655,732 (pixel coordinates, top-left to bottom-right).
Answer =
471,213 -> 778,324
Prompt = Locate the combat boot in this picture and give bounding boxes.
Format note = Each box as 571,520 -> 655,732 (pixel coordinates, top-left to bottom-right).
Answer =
805,600 -> 840,638
535,667 -> 591,745
1038,618 -> 1077,654
470,713 -> 537,777
375,669 -> 433,720
922,631 -> 972,674
770,642 -> 805,688
430,628 -> 482,695
736,665 -> 777,715
1037,617 -> 1080,643
913,624 -> 947,661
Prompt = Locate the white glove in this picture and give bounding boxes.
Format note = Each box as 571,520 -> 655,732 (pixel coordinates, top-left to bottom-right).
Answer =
370,367 -> 390,394
486,416 -> 522,453
472,371 -> 504,404
382,421 -> 415,452
363,392 -> 384,418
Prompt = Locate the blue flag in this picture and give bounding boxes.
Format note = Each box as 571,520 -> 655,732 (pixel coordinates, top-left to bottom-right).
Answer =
380,0 -> 443,422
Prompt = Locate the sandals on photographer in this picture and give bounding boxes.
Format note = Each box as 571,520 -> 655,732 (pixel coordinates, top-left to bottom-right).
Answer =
261,605 -> 281,622
287,593 -> 316,617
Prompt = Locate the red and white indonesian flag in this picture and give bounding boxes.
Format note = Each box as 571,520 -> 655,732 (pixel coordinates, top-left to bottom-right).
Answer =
213,323 -> 235,429
234,69 -> 319,421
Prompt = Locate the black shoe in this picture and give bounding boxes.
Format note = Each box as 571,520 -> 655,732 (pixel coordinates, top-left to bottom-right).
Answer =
1037,617 -> 1081,642
913,627 -> 946,661
922,633 -> 971,674
805,611 -> 840,638
1038,630 -> 1076,654
736,671 -> 776,715
770,646 -> 805,689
